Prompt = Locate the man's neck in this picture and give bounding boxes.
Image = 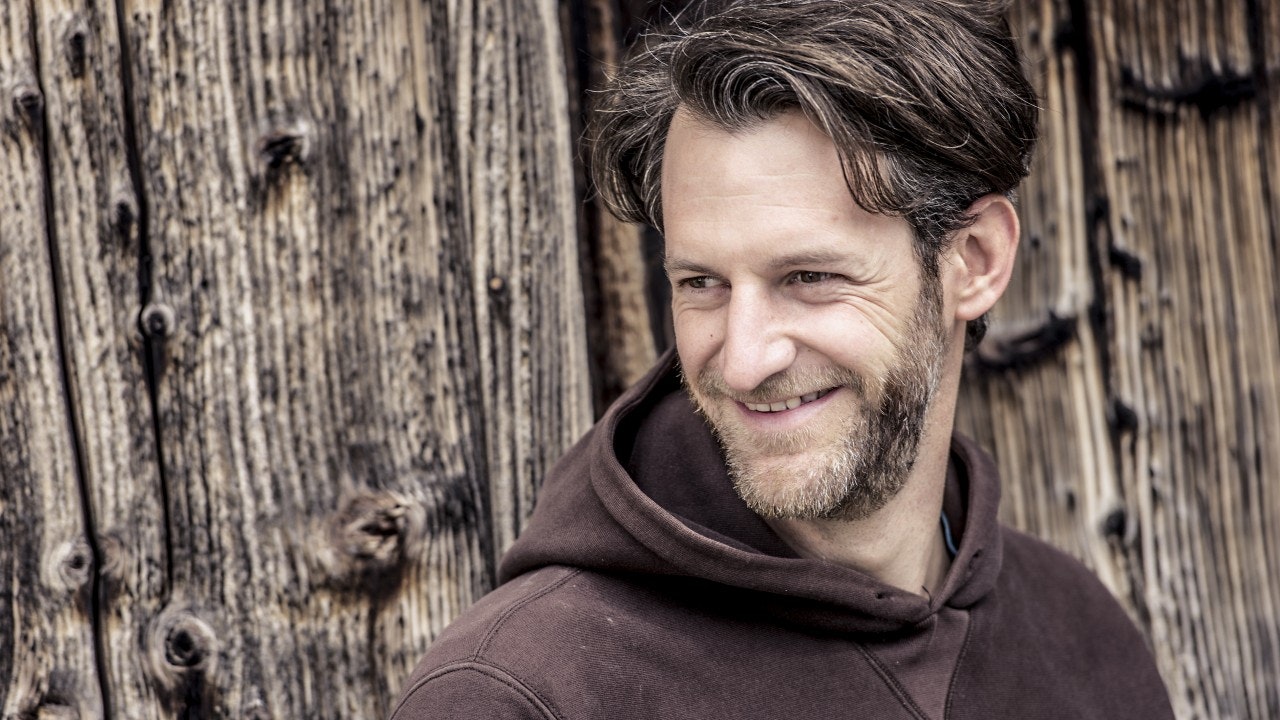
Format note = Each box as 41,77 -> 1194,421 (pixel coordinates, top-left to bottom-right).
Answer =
763,417 -> 955,598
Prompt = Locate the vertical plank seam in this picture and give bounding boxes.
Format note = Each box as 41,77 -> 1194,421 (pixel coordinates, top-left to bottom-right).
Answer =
110,0 -> 174,605
26,0 -> 112,714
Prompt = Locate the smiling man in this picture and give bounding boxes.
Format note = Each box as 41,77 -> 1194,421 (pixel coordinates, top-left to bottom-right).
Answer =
390,2 -> 1174,718
660,108 -> 962,595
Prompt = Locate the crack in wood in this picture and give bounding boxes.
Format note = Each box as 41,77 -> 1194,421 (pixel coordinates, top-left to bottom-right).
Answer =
1119,62 -> 1258,118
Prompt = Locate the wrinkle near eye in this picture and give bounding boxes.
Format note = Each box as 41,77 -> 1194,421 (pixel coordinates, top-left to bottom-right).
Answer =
826,287 -> 908,341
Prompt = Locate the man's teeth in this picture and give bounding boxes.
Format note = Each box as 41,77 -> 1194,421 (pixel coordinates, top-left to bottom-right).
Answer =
744,389 -> 829,413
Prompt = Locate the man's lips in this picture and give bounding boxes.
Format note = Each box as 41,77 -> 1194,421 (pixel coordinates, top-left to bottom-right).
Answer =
740,387 -> 837,413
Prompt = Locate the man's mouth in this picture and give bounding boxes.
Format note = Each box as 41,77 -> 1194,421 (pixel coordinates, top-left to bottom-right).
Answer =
742,388 -> 835,413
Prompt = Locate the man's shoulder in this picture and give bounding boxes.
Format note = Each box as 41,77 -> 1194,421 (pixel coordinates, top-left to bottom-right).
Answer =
395,565 -> 598,670
978,524 -> 1174,718
389,566 -> 666,720
994,523 -> 1148,634
997,524 -> 1129,610
389,660 -> 559,720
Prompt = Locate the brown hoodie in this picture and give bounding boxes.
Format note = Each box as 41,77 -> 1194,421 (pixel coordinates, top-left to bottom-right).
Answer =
390,351 -> 1174,719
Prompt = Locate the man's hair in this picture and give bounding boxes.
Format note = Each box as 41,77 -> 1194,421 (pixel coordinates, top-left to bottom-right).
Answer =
587,0 -> 1039,347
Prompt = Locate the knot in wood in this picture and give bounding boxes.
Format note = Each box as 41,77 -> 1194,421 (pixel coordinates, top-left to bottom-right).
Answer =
11,82 -> 43,123
64,17 -> 89,79
334,492 -> 408,568
111,190 -> 138,237
149,605 -> 218,679
257,122 -> 310,170
139,303 -> 176,339
166,626 -> 204,667
43,537 -> 93,594
1101,507 -> 1129,543
57,536 -> 94,590
162,614 -> 216,669
488,275 -> 507,294
315,490 -> 420,591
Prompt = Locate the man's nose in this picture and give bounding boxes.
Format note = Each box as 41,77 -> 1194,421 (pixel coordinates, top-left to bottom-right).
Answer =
719,291 -> 796,394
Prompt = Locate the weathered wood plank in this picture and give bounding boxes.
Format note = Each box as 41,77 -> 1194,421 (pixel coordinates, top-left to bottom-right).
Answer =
957,0 -> 1133,606
453,0 -> 593,556
0,2 -> 104,718
26,1 -> 170,717
959,0 -> 1280,718
561,0 -> 659,411
108,0 -> 589,716
1087,0 -> 1280,715
6,0 -> 1272,716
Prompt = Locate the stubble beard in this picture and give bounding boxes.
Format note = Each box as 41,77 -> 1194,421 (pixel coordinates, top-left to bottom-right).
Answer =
685,288 -> 948,522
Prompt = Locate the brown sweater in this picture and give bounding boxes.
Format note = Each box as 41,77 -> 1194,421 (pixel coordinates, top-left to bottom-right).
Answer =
390,352 -> 1174,719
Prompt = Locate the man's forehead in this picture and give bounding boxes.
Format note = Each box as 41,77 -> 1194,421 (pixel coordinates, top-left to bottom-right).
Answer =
662,111 -> 846,208
661,111 -> 911,255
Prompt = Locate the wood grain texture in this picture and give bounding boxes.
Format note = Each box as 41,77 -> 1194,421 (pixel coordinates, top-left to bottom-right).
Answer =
959,0 -> 1280,717
3,0 -> 589,716
1091,0 -> 1280,715
114,0 -> 587,714
0,2 -> 104,718
29,1 -> 169,717
453,0 -> 593,556
4,0 -> 1276,717
959,0 -> 1128,608
561,0 -> 660,412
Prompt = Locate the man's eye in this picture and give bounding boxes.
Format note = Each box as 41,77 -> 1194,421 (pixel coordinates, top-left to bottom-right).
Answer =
794,271 -> 831,284
682,276 -> 720,289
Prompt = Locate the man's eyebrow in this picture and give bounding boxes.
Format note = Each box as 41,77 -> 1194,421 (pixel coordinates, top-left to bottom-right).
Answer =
766,249 -> 848,270
662,257 -> 716,276
664,249 -> 853,276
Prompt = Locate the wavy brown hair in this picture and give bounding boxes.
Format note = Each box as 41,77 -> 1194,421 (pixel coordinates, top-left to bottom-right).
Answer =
588,0 -> 1039,347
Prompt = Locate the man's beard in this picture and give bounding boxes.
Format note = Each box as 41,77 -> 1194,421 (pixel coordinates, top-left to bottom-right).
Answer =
684,287 -> 948,522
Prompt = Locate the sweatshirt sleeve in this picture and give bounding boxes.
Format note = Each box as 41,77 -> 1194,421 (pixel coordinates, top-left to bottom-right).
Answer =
388,662 -> 558,720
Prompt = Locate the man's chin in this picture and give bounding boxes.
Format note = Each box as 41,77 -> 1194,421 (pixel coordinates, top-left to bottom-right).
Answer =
735,480 -> 898,523
723,444 -> 911,522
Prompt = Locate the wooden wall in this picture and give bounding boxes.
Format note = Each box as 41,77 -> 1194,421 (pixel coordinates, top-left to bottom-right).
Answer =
0,0 -> 1275,718
1,1 -> 588,717
959,2 -> 1280,717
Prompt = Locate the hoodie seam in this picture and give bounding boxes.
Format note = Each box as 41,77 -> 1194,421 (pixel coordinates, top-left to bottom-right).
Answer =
942,606 -> 975,719
390,660 -> 563,720
473,567 -> 584,661
856,643 -> 930,720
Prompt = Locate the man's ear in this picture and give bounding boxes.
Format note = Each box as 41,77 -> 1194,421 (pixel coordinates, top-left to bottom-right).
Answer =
947,193 -> 1020,322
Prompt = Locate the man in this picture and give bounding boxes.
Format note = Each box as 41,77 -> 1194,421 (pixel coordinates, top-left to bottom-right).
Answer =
391,1 -> 1174,718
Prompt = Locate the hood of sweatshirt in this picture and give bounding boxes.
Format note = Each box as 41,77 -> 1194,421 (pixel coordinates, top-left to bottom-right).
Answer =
499,349 -> 1005,635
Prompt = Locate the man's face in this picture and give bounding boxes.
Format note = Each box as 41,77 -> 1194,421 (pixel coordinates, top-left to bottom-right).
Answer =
661,109 -> 950,521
